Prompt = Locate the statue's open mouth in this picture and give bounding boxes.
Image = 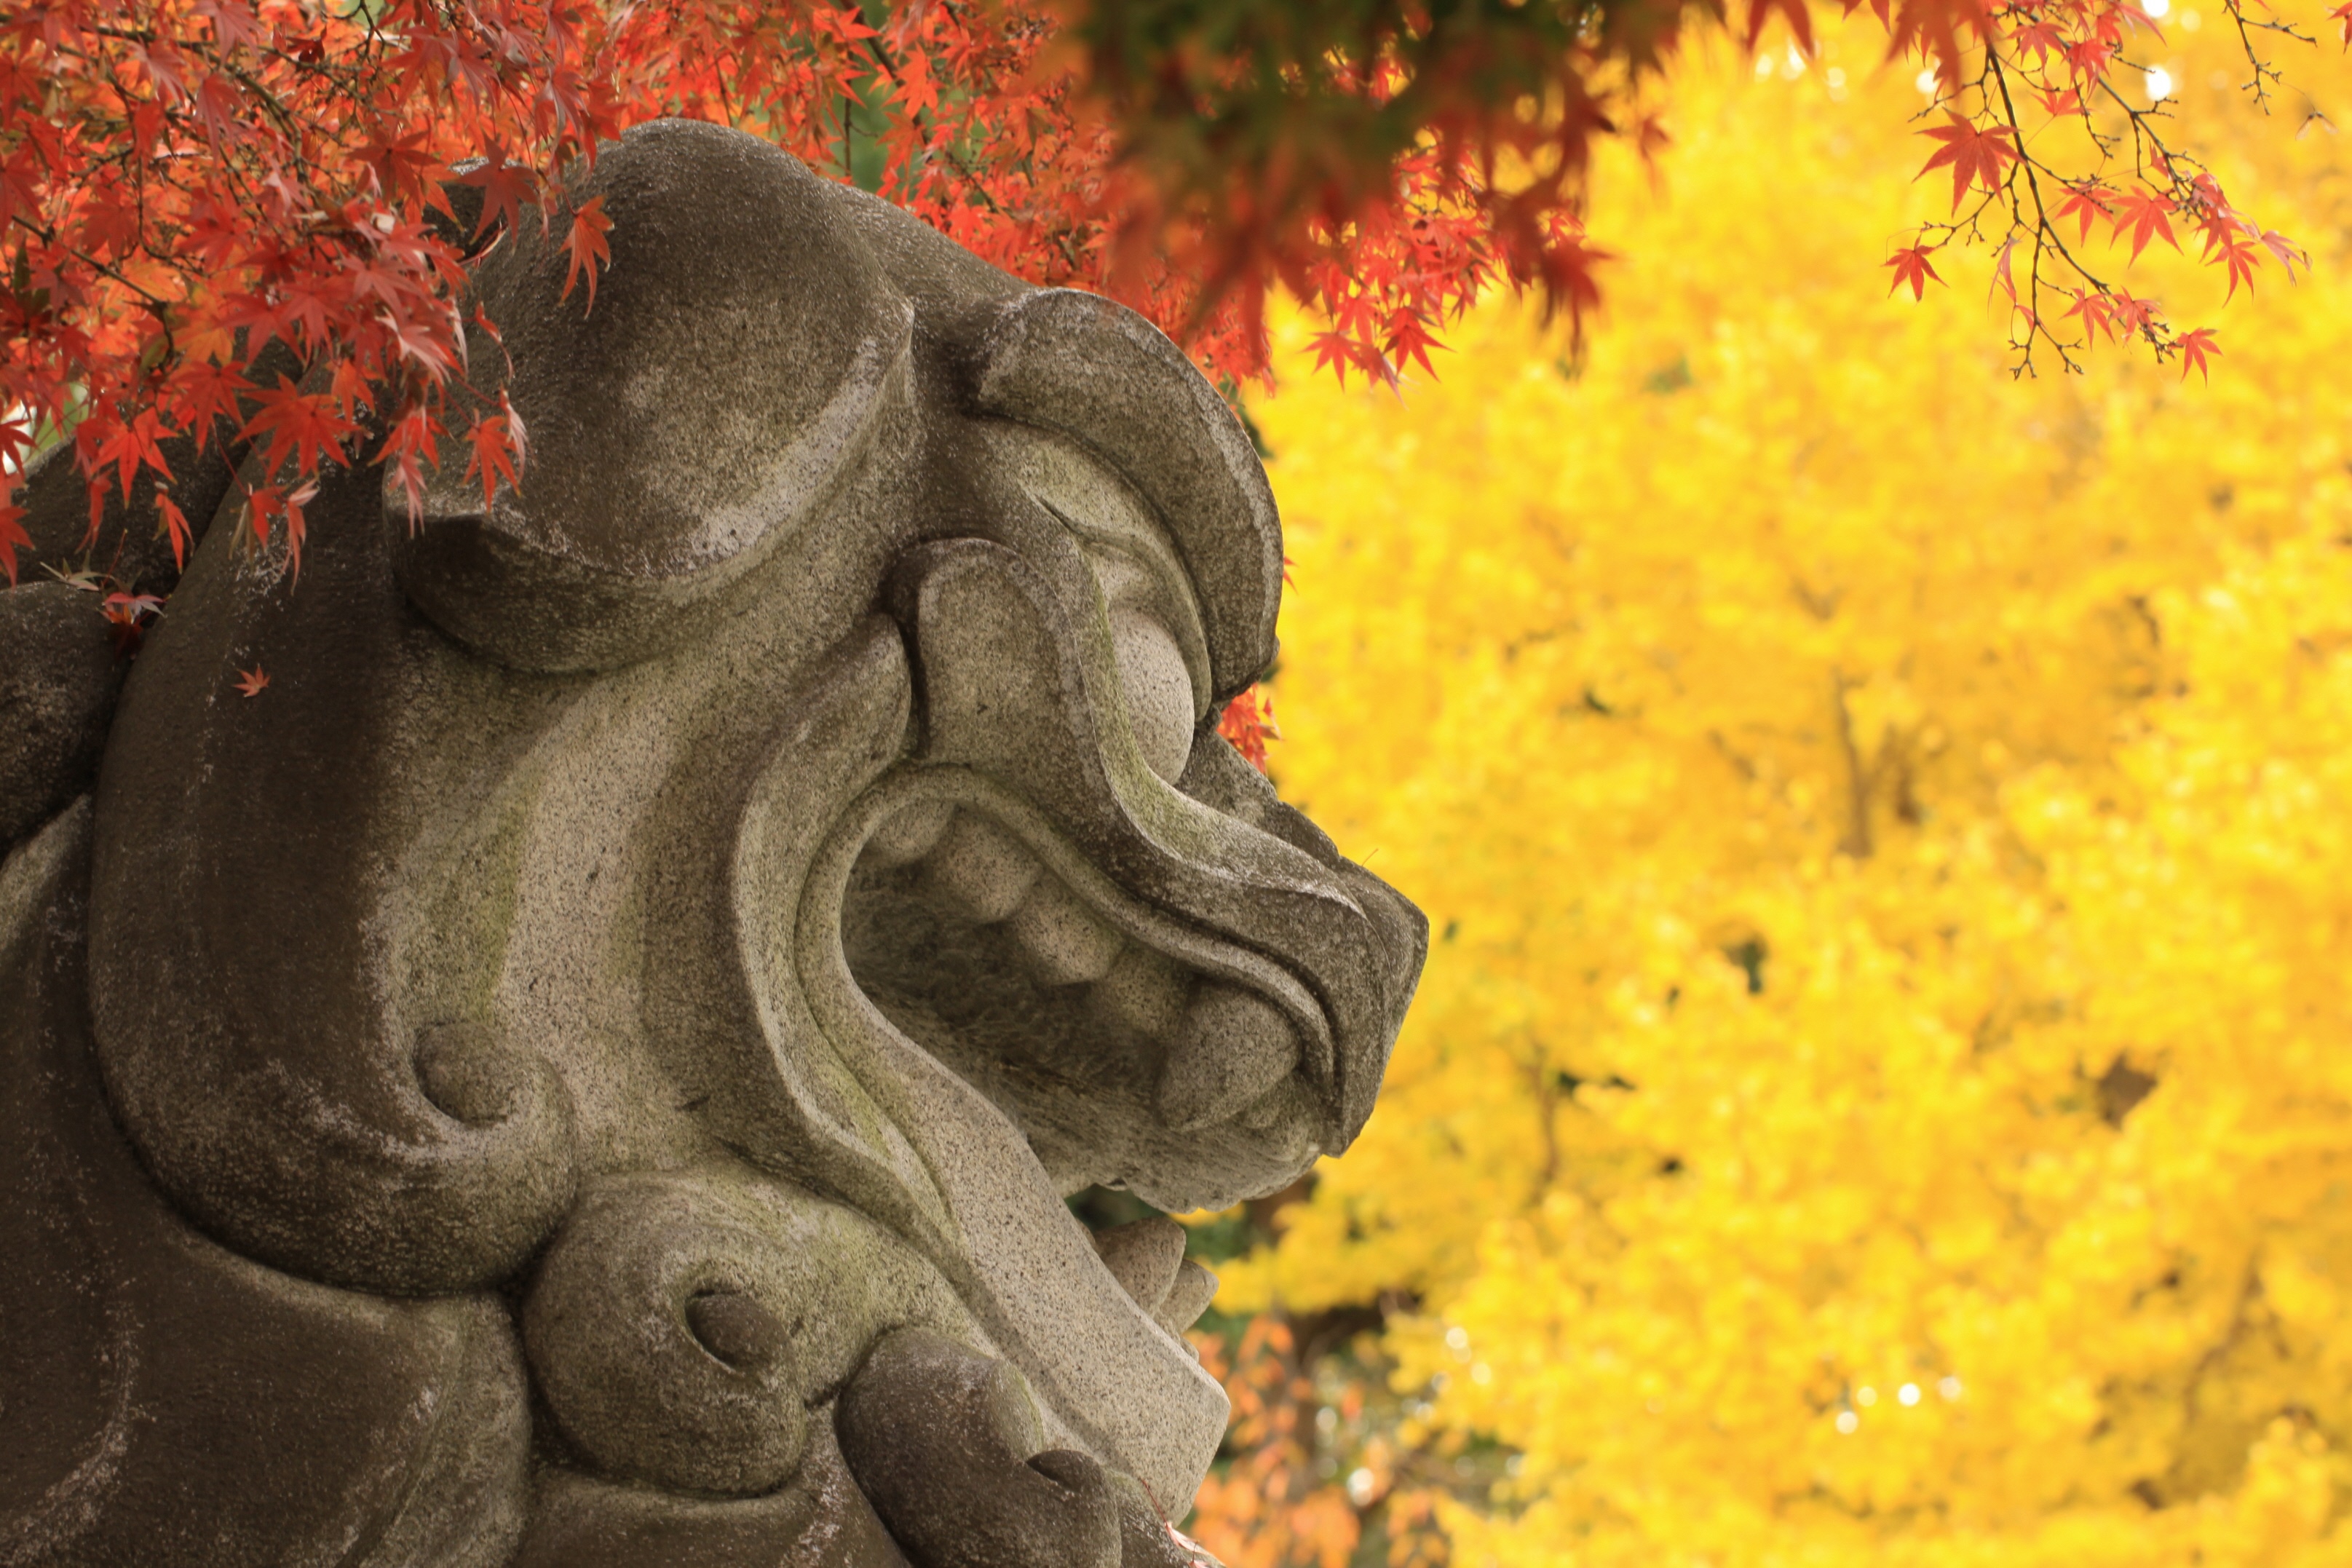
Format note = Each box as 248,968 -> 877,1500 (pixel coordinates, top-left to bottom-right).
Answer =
843,774 -> 1337,1216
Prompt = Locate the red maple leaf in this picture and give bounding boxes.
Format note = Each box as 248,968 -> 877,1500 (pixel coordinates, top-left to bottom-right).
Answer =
92,406 -> 173,500
1308,328 -> 1364,387
157,487 -> 194,569
459,145 -> 536,240
101,589 -> 165,650
2036,84 -> 2083,118
2009,19 -> 2065,64
561,196 -> 613,314
272,274 -> 346,355
1885,244 -> 1944,300
2066,37 -> 2115,76
2204,226 -> 2262,300
2177,326 -> 2220,384
125,44 -> 186,108
357,127 -> 440,210
2110,191 -> 2180,261
280,480 -> 317,579
896,50 -> 941,116
103,591 -> 165,620
103,589 -> 160,618
328,357 -> 376,419
189,69 -> 248,151
2066,289 -> 2118,346
1743,0 -> 1815,53
376,403 -> 446,531
192,0 -> 266,52
2055,183 -> 2114,245
234,665 -> 269,697
241,483 -> 282,547
1990,234 -> 2019,304
810,4 -> 880,44
1384,309 -> 1446,380
167,359 -> 253,451
1917,115 -> 2019,213
2260,229 -> 2307,282
239,377 -> 356,479
1216,686 -> 1280,772
379,296 -> 461,381
0,499 -> 29,587
463,398 -> 527,512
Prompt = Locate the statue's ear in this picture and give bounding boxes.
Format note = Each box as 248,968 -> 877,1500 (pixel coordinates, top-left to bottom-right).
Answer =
388,120 -> 912,673
965,290 -> 1282,703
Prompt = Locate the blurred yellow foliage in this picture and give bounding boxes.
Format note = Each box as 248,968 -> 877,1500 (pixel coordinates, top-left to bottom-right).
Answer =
1203,9 -> 2352,1564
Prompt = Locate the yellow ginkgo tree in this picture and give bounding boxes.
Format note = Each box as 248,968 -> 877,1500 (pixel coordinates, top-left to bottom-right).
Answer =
1189,12 -> 2352,1567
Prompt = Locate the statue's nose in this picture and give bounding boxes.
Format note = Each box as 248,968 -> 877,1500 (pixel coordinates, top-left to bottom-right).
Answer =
1174,723 -> 1342,870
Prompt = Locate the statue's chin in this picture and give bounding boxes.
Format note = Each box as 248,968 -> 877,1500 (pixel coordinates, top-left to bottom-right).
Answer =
839,781 -> 1331,1219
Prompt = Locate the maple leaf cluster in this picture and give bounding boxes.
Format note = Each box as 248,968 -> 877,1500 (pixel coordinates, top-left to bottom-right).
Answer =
1215,685 -> 1280,772
0,0 -> 1601,590
1884,0 -> 2312,375
1,0 -> 625,582
1186,1313 -> 1451,1568
0,0 -> 2333,596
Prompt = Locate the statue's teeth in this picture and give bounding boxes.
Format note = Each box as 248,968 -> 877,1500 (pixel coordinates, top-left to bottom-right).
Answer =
1089,1216 -> 1187,1310
863,799 -> 955,868
924,812 -> 1040,922
1155,1259 -> 1219,1337
1088,946 -> 1190,1042
1008,875 -> 1122,985
1156,981 -> 1300,1133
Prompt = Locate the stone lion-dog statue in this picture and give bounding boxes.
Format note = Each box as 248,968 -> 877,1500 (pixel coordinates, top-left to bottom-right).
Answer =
0,119 -> 1425,1568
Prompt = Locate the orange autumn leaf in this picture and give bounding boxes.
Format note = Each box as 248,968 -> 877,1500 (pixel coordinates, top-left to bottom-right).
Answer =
1916,114 -> 2019,213
2177,325 -> 2221,381
1885,244 -> 1944,300
561,196 -> 614,315
2110,190 -> 2182,261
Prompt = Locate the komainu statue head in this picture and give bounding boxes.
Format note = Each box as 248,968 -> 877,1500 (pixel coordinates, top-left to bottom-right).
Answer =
0,119 -> 1425,1568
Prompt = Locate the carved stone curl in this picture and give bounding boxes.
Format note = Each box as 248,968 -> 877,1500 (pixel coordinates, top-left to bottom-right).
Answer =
0,119 -> 1425,1568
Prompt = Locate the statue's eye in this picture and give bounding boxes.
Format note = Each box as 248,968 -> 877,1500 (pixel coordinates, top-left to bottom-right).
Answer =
1111,604 -> 1194,783
1083,545 -> 1198,784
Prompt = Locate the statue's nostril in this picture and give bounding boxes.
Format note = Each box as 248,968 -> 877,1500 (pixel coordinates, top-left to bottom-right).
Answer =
686,1289 -> 786,1369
